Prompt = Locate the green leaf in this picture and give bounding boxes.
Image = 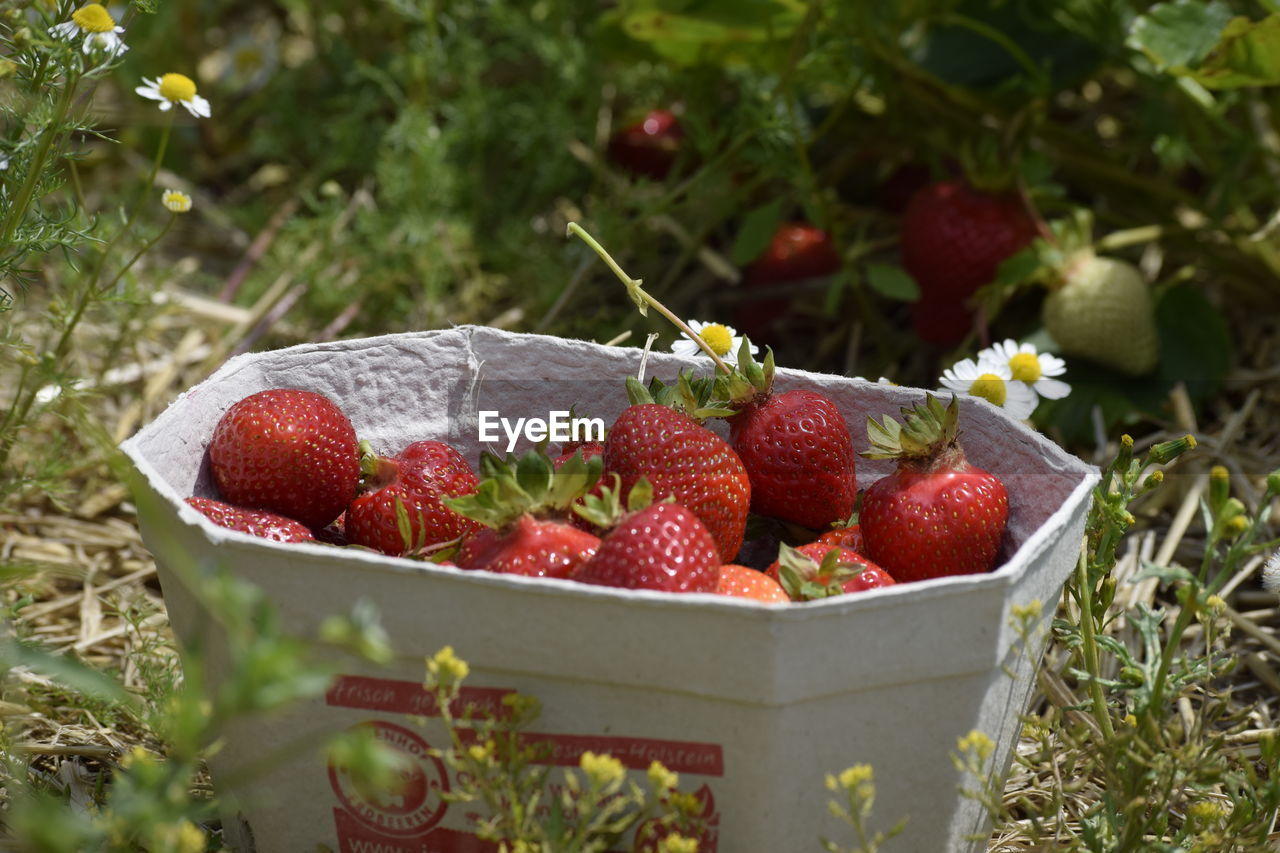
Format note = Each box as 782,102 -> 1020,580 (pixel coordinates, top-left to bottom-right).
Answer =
1131,560 -> 1197,586
1127,0 -> 1234,72
729,200 -> 783,266
1155,284 -> 1231,404
1192,14 -> 1280,88
863,263 -> 920,302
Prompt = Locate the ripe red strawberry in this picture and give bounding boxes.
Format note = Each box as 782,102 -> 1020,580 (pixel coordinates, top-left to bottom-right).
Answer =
860,394 -> 1009,581
735,221 -> 840,344
900,181 -> 1036,332
716,563 -> 789,603
603,403 -> 750,562
346,440 -> 481,557
742,222 -> 841,285
573,502 -> 719,593
185,497 -> 315,543
606,109 -> 683,180
448,450 -> 602,579
765,542 -> 894,600
815,522 -> 865,554
208,388 -> 359,529
728,387 -> 857,530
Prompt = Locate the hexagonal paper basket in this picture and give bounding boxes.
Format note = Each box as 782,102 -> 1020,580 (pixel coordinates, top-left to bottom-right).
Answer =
121,326 -> 1099,853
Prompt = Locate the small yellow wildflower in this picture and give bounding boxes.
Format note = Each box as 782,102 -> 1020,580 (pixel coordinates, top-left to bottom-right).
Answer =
656,833 -> 699,853
136,73 -> 212,118
648,760 -> 678,793
162,189 -> 192,213
49,3 -> 127,57
426,645 -> 469,684
467,740 -> 493,764
1011,599 -> 1043,623
579,750 -> 625,787
957,730 -> 994,762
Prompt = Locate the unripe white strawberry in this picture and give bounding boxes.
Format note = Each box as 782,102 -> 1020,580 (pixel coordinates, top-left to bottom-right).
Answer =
1042,254 -> 1159,375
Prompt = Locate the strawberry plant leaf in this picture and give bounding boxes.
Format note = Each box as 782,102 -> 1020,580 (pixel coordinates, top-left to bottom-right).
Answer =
729,200 -> 783,266
1192,14 -> 1280,89
1127,0 -> 1234,72
864,263 -> 920,302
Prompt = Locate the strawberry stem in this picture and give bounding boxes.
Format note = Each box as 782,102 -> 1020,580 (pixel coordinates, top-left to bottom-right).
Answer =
566,221 -> 733,375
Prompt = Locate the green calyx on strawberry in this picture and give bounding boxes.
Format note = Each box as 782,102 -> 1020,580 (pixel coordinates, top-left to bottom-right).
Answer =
446,449 -> 604,579
767,542 -> 894,601
716,341 -> 859,531
572,487 -> 720,594
208,387 -> 360,529
860,394 -> 1009,582
346,439 -> 482,557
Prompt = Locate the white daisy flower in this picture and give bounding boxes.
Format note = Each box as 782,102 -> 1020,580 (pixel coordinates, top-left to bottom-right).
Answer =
670,320 -> 758,361
1264,551 -> 1280,593
980,339 -> 1071,400
940,357 -> 1038,421
136,73 -> 211,118
161,189 -> 192,213
49,4 -> 127,58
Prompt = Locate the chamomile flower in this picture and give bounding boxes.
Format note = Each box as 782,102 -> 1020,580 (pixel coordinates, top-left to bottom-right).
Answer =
1264,550 -> 1280,593
49,4 -> 128,57
980,339 -> 1071,400
161,189 -> 192,213
136,73 -> 211,118
670,320 -> 758,361
940,357 -> 1038,421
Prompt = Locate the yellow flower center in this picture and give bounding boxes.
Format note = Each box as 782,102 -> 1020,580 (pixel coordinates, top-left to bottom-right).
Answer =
696,323 -> 733,357
1008,352 -> 1042,382
72,3 -> 115,33
969,373 -> 1007,407
158,73 -> 197,102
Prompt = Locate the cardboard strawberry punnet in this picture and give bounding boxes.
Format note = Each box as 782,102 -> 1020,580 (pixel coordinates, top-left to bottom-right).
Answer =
121,325 -> 1098,852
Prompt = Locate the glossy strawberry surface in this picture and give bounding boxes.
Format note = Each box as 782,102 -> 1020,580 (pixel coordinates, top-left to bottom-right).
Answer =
715,563 -> 789,603
573,503 -> 719,593
729,389 -> 856,530
185,496 -> 315,543
456,515 -> 600,579
346,441 -> 481,556
741,222 -> 841,285
208,388 -> 359,529
603,404 -> 750,562
900,181 -> 1036,303
765,542 -> 894,596
860,453 -> 1008,582
815,523 -> 865,554
606,109 -> 683,180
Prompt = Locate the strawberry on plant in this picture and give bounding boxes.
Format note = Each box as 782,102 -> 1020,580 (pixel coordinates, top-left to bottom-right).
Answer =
716,563 -> 789,603
736,221 -> 840,345
606,109 -> 683,181
573,502 -> 720,593
346,440 -> 481,557
208,387 -> 360,529
900,181 -> 1037,344
860,394 -> 1009,582
447,449 -> 603,579
185,497 -> 315,544
765,542 -> 894,601
1042,253 -> 1159,375
602,401 -> 750,563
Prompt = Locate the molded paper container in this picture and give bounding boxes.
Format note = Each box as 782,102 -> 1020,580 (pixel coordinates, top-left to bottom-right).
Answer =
120,326 -> 1099,853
